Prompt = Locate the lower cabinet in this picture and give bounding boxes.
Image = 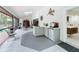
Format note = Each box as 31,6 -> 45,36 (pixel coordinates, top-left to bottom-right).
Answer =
44,28 -> 49,38
33,26 -> 44,36
33,27 -> 60,41
49,29 -> 54,40
45,28 -> 60,41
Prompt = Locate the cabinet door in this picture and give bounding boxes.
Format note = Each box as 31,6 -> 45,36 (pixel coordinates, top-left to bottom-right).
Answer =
49,28 -> 60,41
48,29 -> 50,39
50,29 -> 54,40
33,26 -> 44,36
54,29 -> 60,41
45,28 -> 49,37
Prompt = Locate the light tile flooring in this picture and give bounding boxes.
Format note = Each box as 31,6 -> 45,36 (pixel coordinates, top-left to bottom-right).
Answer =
0,28 -> 67,52
67,33 -> 79,49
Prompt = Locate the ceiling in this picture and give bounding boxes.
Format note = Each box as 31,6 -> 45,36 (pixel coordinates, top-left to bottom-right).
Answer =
3,6 -> 76,18
67,7 -> 79,15
3,6 -> 44,19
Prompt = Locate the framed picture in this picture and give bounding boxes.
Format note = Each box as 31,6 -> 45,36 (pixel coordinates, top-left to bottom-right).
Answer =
40,16 -> 43,21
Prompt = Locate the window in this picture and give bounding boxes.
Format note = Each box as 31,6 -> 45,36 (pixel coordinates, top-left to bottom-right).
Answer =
0,12 -> 12,29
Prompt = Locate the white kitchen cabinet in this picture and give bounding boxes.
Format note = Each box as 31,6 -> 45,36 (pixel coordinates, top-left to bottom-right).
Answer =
33,26 -> 60,41
53,28 -> 60,41
33,26 -> 44,36
49,28 -> 60,41
48,29 -> 52,39
44,28 -> 49,38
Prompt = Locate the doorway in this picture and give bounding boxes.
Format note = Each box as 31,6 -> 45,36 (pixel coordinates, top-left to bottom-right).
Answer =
23,20 -> 30,28
66,7 -> 79,48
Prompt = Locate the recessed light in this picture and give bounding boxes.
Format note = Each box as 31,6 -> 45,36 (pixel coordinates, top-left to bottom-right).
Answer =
24,12 -> 32,15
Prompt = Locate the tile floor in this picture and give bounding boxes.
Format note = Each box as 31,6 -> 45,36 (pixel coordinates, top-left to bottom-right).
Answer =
67,33 -> 79,49
0,28 -> 67,52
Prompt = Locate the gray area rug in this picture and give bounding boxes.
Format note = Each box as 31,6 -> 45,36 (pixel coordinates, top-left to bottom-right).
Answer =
21,32 -> 59,51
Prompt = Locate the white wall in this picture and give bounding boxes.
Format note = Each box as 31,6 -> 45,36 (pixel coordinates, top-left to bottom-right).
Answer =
32,6 -> 76,42
32,7 -> 63,27
69,15 -> 79,24
19,18 -> 23,27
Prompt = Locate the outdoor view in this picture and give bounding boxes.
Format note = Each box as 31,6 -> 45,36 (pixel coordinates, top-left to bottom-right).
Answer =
0,13 -> 12,29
